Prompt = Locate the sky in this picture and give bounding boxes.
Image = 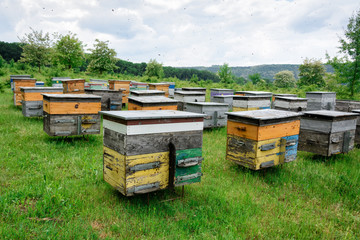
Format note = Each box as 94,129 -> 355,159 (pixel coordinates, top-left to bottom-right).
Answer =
0,0 -> 359,67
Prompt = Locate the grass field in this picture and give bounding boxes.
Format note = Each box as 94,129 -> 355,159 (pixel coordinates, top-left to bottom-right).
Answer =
0,88 -> 360,239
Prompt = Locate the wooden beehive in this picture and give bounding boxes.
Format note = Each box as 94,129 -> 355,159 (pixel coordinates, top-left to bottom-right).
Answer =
85,89 -> 123,111
273,97 -> 308,112
163,82 -> 175,97
174,91 -> 206,111
226,109 -> 302,170
185,102 -> 228,128
13,78 -> 37,106
62,79 -> 85,94
306,92 -> 336,111
182,87 -> 207,94
336,100 -> 360,112
272,93 -> 297,105
52,77 -> 70,88
130,81 -> 149,91
232,95 -> 271,112
108,80 -> 131,104
20,87 -> 63,117
352,109 -> 360,145
89,79 -> 109,90
213,95 -> 235,111
210,88 -> 234,102
130,90 -> 165,97
298,110 -> 358,156
235,91 -> 272,97
100,110 -> 205,196
10,75 -> 31,91
148,83 -> 170,97
42,94 -> 101,136
128,96 -> 178,110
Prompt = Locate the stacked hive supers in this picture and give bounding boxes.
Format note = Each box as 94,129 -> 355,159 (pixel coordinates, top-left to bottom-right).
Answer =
174,91 -> 206,111
226,110 -> 302,170
108,80 -> 131,105
21,87 -> 63,117
42,94 -> 101,136
85,89 -> 123,111
185,102 -> 228,128
306,92 -> 336,111
100,110 -> 205,196
62,79 -> 85,94
210,88 -> 234,102
148,83 -> 170,97
232,95 -> 271,112
12,78 -> 37,106
273,97 -> 308,112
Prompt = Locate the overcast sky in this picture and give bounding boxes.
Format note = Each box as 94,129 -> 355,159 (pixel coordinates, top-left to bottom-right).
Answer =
1,0 -> 359,67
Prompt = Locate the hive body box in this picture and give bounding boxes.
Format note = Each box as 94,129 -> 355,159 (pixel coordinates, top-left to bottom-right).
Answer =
100,110 -> 205,196
148,83 -> 170,97
352,109 -> 360,145
306,92 -> 336,111
163,82 -> 175,97
210,88 -> 234,102
85,89 -> 123,111
13,78 -> 37,106
272,94 -> 297,107
235,91 -> 272,97
174,91 -> 206,111
10,75 -> 31,91
21,87 -> 63,117
336,100 -> 360,112
182,87 -> 207,94
213,95 -> 235,111
109,80 -> 131,104
62,79 -> 85,94
226,110 -> 302,170
274,97 -> 308,112
89,79 -> 109,90
130,81 -> 149,91
128,96 -> 178,110
52,77 -> 70,88
185,102 -> 228,128
130,90 -> 165,97
232,95 -> 271,112
42,94 -> 101,136
299,110 -> 358,156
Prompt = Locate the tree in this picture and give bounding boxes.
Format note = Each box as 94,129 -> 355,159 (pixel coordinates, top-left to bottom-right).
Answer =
190,74 -> 199,83
19,28 -> 52,73
218,63 -> 234,84
0,41 -> 23,62
54,32 -> 84,69
145,59 -> 164,79
297,58 -> 326,87
248,73 -> 262,85
87,39 -> 118,75
274,70 -> 296,88
327,9 -> 360,97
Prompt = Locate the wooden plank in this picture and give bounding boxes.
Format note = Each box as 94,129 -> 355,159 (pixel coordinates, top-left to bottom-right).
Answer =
300,118 -> 357,133
227,149 -> 282,170
128,103 -> 178,110
22,91 -> 63,101
22,101 -> 43,117
227,120 -> 300,141
232,107 -> 259,112
43,100 -> 101,115
103,146 -> 126,195
13,79 -> 36,92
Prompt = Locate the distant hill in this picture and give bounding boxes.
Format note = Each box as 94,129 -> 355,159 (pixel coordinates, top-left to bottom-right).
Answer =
188,64 -> 334,81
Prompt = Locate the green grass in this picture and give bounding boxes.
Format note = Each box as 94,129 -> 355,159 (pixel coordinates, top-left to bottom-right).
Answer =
1,88 -> 360,239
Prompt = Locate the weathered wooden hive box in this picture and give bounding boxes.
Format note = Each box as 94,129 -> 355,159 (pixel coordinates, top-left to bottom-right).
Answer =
128,96 -> 178,110
213,95 -> 235,111
226,109 -> 302,170
163,82 -> 175,97
306,92 -> 336,111
108,80 -> 131,104
13,78 -> 37,106
130,90 -> 165,97
336,100 -> 360,112
210,88 -> 234,102
85,89 -> 123,111
52,77 -> 70,88
182,87 -> 207,94
273,97 -> 308,112
174,91 -> 206,111
298,110 -> 358,156
10,75 -> 31,91
89,79 -> 109,90
232,95 -> 271,112
272,94 -> 297,107
21,87 -> 63,117
100,110 -> 205,196
235,91 -> 272,97
62,79 -> 85,94
148,83 -> 170,97
130,81 -> 149,91
42,94 -> 101,136
185,102 -> 228,128
352,109 -> 360,145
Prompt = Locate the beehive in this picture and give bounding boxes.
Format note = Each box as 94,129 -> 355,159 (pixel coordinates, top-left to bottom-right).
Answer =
35,81 -> 45,87
130,81 -> 149,91
226,109 -> 302,170
306,92 -> 336,111
163,82 -> 175,97
185,102 -> 228,128
235,91 -> 272,97
182,87 -> 207,94
85,89 -> 123,111
148,83 -> 170,97
336,100 -> 360,112
13,78 -> 37,106
273,97 -> 308,112
128,96 -> 178,110
52,77 -> 70,88
213,95 -> 235,111
20,87 -> 63,117
100,110 -> 205,196
272,94 -> 297,106
42,94 -> 101,136
174,91 -> 206,111
232,95 -> 271,112
130,90 -> 165,97
108,80 -> 131,104
10,75 -> 31,91
62,79 -> 85,94
299,110 -> 358,156
352,109 -> 360,145
210,88 -> 234,102
89,79 -> 109,90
